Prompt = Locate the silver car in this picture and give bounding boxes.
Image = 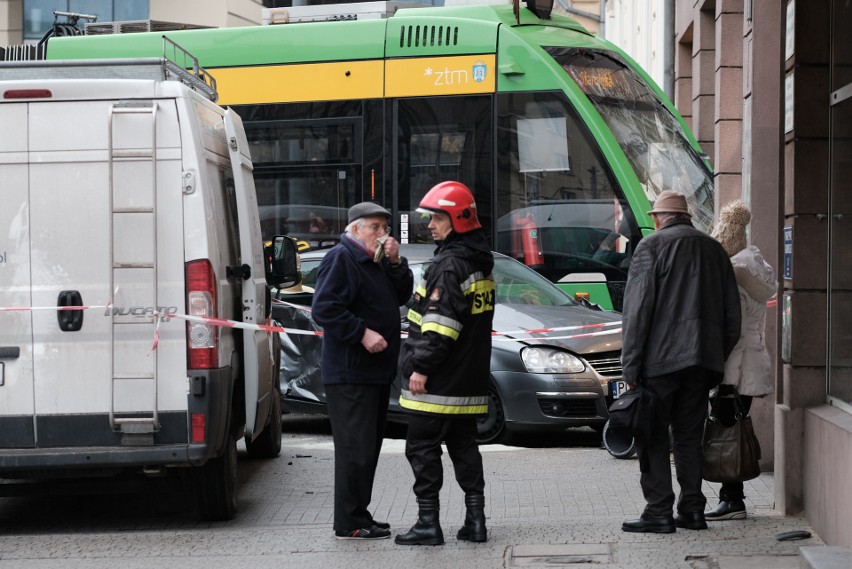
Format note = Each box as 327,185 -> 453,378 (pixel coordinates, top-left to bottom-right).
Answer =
272,244 -> 624,444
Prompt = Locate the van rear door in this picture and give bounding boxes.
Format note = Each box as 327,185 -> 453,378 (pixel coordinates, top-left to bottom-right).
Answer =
223,109 -> 274,440
0,101 -> 35,448
11,90 -> 187,448
25,96 -> 115,444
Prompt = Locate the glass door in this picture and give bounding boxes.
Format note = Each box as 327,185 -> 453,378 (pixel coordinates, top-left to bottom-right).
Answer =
827,0 -> 852,404
393,95 -> 493,245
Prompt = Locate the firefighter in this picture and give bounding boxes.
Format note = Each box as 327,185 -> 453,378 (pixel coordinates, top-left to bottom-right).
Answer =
395,181 -> 495,546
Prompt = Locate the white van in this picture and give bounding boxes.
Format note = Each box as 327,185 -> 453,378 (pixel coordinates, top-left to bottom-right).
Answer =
0,48 -> 296,520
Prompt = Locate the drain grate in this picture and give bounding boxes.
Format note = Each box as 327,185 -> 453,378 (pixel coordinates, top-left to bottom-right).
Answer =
508,544 -> 612,566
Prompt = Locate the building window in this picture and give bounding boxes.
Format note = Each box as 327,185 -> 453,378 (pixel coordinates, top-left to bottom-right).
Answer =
23,1 -> 149,41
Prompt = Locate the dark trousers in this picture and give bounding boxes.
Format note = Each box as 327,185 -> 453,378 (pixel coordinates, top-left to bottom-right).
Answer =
636,366 -> 717,516
326,382 -> 390,531
404,414 -> 485,501
711,389 -> 754,502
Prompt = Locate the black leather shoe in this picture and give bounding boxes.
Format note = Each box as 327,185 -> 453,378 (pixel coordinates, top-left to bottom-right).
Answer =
371,520 -> 391,530
704,500 -> 746,521
334,526 -> 391,540
621,513 -> 676,534
675,511 -> 708,530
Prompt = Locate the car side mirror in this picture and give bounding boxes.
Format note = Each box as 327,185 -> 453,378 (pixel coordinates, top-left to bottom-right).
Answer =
266,235 -> 300,289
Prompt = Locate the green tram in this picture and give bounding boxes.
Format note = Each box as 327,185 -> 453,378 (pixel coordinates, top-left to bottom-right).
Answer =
46,3 -> 715,311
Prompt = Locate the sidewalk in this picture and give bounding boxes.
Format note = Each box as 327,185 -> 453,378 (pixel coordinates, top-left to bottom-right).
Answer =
0,428 -> 826,569
266,435 -> 824,569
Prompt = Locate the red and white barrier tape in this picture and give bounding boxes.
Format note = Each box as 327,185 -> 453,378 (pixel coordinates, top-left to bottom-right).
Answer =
0,303 -> 619,341
0,304 -> 111,312
2,295 -> 779,344
0,303 -> 321,336
492,321 -> 621,337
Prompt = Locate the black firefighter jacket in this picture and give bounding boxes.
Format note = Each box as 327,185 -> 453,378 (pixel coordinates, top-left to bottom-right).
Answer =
399,230 -> 495,416
621,218 -> 741,385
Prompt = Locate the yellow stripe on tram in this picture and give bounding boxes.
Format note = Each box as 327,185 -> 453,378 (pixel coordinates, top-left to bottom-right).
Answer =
210,55 -> 497,106
213,61 -> 386,106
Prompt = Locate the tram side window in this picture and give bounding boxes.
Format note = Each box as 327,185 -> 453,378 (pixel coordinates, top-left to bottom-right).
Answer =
248,121 -> 358,247
235,100 -> 375,249
495,91 -> 640,310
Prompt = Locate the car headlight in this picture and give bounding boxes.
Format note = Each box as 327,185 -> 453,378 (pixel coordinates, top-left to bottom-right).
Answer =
520,347 -> 586,373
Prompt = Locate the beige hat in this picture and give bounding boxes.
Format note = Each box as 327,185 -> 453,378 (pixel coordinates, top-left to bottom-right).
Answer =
712,199 -> 751,256
647,190 -> 691,217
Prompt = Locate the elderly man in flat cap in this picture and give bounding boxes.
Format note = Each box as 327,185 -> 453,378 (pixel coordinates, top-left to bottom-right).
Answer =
620,190 -> 741,534
312,202 -> 413,540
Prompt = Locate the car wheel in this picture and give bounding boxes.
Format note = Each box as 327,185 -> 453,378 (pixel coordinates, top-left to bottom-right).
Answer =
602,418 -> 636,459
476,384 -> 506,444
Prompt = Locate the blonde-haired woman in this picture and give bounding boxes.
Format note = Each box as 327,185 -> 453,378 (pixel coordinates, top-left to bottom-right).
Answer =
707,200 -> 777,520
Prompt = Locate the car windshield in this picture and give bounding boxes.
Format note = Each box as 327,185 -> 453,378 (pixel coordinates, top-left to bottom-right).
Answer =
412,256 -> 578,307
297,251 -> 577,307
299,258 -> 323,288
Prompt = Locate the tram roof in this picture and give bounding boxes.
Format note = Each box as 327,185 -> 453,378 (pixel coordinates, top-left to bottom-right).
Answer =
47,4 -> 597,67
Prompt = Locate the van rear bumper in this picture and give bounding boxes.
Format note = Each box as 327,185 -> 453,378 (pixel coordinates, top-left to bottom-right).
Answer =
0,367 -> 234,476
0,444 -> 195,472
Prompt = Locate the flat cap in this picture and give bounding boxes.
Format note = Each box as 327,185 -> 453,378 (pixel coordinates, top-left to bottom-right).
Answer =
348,202 -> 391,224
647,190 -> 691,217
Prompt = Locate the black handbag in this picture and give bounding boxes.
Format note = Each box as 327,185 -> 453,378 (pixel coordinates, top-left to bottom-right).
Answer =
608,389 -> 642,429
607,386 -> 653,444
701,390 -> 761,483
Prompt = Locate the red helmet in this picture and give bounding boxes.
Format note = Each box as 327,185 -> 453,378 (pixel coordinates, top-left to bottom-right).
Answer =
417,181 -> 481,233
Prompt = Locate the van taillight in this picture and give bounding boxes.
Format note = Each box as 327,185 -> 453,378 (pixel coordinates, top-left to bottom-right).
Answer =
4,89 -> 52,99
186,259 -> 218,369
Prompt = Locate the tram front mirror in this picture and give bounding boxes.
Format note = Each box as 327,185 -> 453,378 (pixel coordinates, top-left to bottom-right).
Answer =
526,0 -> 553,20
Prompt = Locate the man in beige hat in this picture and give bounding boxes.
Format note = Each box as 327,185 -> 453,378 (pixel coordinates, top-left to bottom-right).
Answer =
620,190 -> 741,534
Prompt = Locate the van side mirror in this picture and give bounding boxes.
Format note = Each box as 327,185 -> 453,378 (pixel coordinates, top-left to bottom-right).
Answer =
265,235 -> 300,289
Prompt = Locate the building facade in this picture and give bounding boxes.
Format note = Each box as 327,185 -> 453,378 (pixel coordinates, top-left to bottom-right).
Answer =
0,0 -> 269,46
604,0 -> 671,95
674,0 -> 852,548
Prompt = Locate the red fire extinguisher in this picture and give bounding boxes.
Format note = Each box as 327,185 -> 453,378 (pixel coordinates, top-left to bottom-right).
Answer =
511,212 -> 544,268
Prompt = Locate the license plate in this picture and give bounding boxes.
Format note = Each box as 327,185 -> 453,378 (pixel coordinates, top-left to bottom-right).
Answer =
609,380 -> 627,399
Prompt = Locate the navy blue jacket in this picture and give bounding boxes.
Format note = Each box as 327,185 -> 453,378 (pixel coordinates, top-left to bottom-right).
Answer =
312,235 -> 414,385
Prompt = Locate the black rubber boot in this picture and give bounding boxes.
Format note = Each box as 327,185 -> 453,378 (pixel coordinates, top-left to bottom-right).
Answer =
395,498 -> 444,546
456,494 -> 487,542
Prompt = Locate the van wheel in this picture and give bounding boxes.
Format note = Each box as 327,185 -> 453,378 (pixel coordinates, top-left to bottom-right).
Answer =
196,430 -> 239,521
245,387 -> 282,459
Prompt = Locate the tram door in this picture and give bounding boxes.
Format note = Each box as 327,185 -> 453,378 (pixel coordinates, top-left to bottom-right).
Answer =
393,96 -> 493,245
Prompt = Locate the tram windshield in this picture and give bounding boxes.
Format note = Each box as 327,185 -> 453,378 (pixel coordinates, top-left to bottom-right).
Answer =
495,91 -> 639,311
546,47 -> 715,234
